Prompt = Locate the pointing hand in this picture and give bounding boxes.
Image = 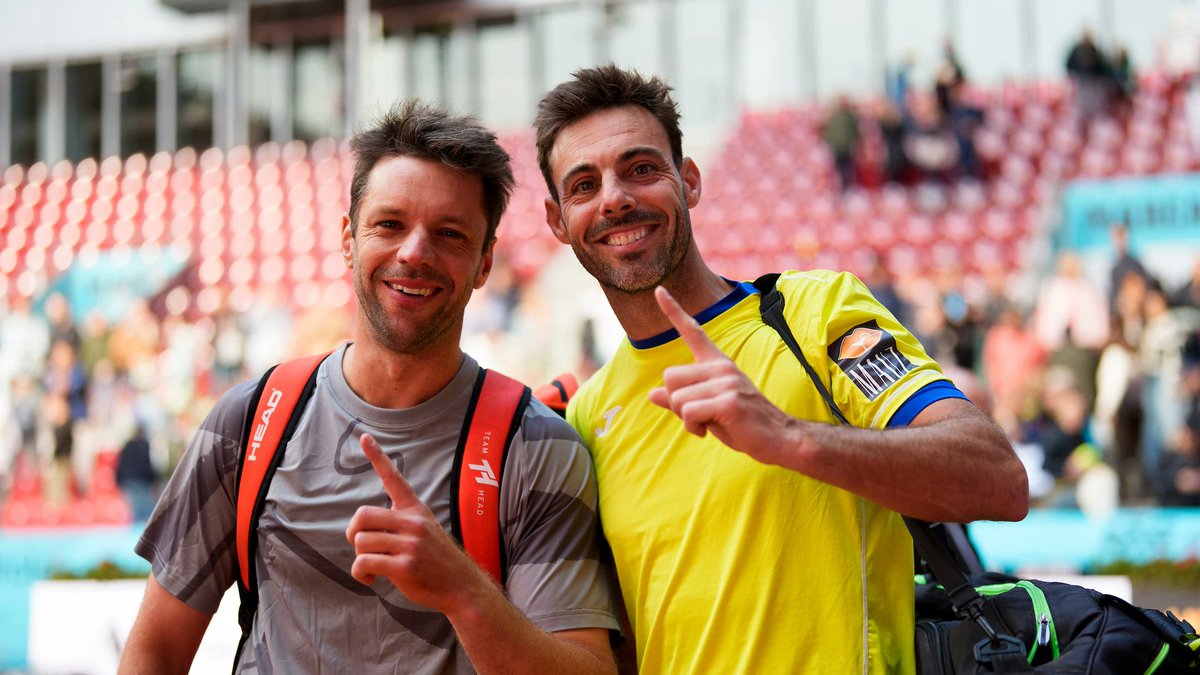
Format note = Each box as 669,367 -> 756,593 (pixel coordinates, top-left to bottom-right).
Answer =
648,287 -> 797,464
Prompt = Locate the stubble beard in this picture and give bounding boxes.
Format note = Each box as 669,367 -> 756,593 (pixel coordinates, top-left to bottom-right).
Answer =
353,254 -> 477,356
572,200 -> 695,295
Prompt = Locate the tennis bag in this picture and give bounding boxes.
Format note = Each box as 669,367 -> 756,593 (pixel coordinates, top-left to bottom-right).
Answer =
913,571 -> 1200,674
753,273 -> 1200,675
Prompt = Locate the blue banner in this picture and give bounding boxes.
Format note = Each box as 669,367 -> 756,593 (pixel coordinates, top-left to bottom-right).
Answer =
42,247 -> 188,322
1061,173 -> 1200,251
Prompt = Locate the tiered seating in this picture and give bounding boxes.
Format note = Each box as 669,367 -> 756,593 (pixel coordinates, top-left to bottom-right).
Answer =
1,72 -> 1195,315
0,135 -> 563,315
691,71 -> 1200,285
0,451 -> 129,528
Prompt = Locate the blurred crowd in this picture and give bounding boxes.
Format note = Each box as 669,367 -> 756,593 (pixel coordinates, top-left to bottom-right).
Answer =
5,14 -> 1200,524
868,224 -> 1200,512
0,284 -> 354,521
2,223 -> 1197,523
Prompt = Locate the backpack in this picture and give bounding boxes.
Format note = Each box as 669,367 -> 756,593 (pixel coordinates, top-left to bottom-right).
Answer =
752,272 -> 1200,674
232,352 -> 532,667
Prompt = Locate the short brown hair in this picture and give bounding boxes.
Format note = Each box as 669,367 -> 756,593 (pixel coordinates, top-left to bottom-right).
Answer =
534,64 -> 683,201
349,99 -> 514,243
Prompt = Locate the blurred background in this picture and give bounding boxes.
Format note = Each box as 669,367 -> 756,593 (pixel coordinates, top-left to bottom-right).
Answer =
1,0 -> 1200,672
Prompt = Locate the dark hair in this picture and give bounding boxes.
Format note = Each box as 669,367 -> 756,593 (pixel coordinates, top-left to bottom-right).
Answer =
534,64 -> 683,201
348,99 -> 514,243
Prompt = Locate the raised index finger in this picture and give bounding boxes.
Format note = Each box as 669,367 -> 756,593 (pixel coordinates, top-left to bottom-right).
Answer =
655,286 -> 725,361
361,433 -> 420,510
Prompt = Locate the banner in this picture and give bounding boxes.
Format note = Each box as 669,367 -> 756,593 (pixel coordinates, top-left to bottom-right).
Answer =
1061,173 -> 1200,250
42,246 -> 189,322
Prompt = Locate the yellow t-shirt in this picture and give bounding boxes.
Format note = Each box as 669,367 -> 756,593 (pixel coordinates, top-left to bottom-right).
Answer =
569,270 -> 956,675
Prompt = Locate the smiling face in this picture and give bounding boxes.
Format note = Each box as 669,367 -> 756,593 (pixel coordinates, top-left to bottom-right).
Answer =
544,105 -> 701,295
343,154 -> 493,356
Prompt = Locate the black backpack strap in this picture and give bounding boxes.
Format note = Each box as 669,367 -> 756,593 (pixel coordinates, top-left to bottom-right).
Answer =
753,273 -> 849,426
753,272 -> 1029,672
1097,594 -> 1200,669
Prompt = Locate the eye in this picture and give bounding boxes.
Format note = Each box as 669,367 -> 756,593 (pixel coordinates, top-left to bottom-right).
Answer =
632,163 -> 654,176
439,228 -> 466,240
570,178 -> 596,195
377,219 -> 402,229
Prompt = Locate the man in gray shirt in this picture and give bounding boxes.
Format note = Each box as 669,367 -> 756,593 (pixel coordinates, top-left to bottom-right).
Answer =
119,100 -> 620,675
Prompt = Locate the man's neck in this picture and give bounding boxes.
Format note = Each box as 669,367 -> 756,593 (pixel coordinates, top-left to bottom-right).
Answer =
607,259 -> 731,342
342,340 -> 466,409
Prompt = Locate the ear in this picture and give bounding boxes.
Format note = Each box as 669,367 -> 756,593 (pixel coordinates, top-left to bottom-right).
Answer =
681,157 -> 702,208
341,213 -> 354,268
544,197 -> 570,245
474,237 -> 496,289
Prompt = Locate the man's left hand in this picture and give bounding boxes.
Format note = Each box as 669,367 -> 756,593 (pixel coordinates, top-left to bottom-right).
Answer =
648,286 -> 798,465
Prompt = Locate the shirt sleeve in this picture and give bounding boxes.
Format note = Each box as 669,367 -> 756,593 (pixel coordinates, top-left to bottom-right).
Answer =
500,400 -> 621,635
781,270 -> 952,430
134,378 -> 257,614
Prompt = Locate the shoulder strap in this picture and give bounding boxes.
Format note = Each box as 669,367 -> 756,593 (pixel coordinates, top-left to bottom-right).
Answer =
752,272 -> 1029,671
753,273 -> 849,425
450,368 -> 531,586
233,351 -> 328,663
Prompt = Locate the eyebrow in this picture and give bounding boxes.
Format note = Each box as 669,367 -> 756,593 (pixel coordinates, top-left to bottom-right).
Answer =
365,207 -> 473,228
559,145 -> 671,191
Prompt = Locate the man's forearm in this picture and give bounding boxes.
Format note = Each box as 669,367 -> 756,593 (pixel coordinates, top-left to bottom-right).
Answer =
777,399 -> 1029,523
444,570 -> 614,675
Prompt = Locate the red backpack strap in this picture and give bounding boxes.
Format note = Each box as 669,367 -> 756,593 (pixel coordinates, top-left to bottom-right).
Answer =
533,372 -> 579,418
450,368 -> 531,585
235,352 -> 329,590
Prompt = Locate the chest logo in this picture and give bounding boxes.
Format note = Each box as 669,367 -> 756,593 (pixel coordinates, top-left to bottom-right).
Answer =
595,406 -> 623,438
828,320 -> 915,401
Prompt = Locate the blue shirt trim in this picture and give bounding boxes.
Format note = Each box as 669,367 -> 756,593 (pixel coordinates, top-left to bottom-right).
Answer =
886,380 -> 968,428
631,280 -> 755,350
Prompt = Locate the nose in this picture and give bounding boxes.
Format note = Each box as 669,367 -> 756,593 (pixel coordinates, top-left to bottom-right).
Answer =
599,178 -> 635,217
396,227 -> 436,266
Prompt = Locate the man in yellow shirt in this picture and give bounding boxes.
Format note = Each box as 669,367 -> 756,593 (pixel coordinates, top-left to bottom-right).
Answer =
533,65 -> 1030,674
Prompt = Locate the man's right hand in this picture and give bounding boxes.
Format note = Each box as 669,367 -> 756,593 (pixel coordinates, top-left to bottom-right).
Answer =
346,433 -> 489,613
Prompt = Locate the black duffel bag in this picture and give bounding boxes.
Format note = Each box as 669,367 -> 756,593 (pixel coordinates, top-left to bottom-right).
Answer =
910,529 -> 1200,674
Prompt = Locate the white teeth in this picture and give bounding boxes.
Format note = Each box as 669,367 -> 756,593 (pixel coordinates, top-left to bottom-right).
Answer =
606,227 -> 650,246
388,282 -> 433,296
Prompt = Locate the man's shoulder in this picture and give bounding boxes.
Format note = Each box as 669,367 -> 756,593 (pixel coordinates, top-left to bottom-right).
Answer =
518,395 -> 588,447
202,376 -> 264,436
773,268 -> 861,295
770,269 -> 874,321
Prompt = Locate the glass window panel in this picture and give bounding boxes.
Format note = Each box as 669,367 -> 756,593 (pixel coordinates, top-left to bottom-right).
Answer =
478,17 -> 533,128
11,67 -> 45,166
885,0 -> 947,92
1033,0 -> 1102,79
814,0 -> 874,97
65,62 -> 102,161
177,48 -> 218,151
673,0 -> 733,127
120,55 -> 157,157
365,34 -> 408,117
293,40 -> 345,141
247,46 -> 280,146
1112,0 -> 1185,71
410,27 -> 451,106
604,0 -> 665,81
741,0 -> 804,106
959,0 -> 1025,84
537,4 -> 601,93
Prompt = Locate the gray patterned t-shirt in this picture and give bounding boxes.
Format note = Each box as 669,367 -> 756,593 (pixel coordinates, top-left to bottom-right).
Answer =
136,345 -> 619,674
